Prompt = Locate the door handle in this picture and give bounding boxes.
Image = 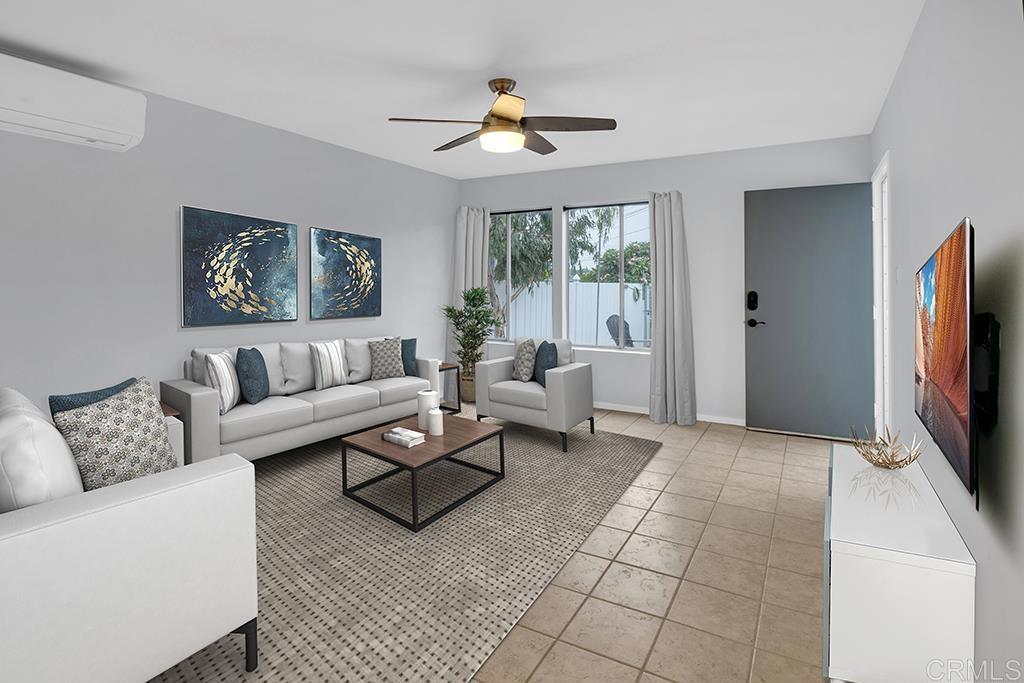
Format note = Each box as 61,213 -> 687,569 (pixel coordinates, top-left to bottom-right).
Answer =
746,318 -> 766,327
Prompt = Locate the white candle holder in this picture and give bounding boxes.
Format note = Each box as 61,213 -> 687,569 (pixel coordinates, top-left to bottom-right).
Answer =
428,408 -> 444,436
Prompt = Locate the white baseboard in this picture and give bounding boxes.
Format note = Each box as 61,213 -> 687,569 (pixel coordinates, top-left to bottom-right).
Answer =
595,404 -> 746,427
594,401 -> 648,414
697,413 -> 746,427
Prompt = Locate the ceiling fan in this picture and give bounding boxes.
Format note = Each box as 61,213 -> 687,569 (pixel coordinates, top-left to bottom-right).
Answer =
388,78 -> 617,155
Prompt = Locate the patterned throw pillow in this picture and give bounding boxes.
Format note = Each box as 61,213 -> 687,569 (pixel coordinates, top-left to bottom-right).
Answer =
52,377 -> 177,491
310,340 -> 347,390
533,341 -> 558,388
235,347 -> 270,404
513,339 -> 537,382
369,337 -> 406,380
205,351 -> 240,415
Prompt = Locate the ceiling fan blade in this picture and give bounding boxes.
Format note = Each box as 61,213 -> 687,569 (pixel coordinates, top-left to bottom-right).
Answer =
434,129 -> 483,152
488,93 -> 526,122
389,117 -> 485,124
521,116 -> 617,132
524,131 -> 557,155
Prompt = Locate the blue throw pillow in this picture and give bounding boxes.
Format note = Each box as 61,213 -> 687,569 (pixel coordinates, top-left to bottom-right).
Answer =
235,347 -> 270,404
401,338 -> 417,377
49,377 -> 137,417
533,341 -> 558,387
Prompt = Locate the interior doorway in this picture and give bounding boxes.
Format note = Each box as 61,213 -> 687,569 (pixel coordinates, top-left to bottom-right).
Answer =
872,152 -> 893,436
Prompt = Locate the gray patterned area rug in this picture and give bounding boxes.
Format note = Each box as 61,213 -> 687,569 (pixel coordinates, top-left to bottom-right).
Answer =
155,421 -> 659,683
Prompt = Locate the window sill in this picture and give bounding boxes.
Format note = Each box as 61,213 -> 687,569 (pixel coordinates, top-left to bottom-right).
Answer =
486,340 -> 650,356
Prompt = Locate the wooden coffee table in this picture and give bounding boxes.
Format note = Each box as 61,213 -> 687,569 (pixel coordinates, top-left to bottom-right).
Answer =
340,414 -> 504,531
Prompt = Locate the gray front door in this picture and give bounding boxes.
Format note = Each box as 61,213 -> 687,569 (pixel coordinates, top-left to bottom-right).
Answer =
744,183 -> 873,439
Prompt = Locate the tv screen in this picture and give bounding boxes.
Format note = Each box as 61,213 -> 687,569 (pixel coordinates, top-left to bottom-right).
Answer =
915,218 -> 974,491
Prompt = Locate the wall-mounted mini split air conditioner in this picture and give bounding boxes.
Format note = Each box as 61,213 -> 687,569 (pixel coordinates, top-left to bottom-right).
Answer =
0,52 -> 146,151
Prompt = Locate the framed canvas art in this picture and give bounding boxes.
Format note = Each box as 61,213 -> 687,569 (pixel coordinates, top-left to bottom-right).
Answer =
310,227 -> 382,319
181,206 -> 297,327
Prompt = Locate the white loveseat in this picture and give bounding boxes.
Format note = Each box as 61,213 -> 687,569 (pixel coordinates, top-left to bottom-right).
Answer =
475,339 -> 595,452
161,338 -> 441,463
0,387 -> 258,682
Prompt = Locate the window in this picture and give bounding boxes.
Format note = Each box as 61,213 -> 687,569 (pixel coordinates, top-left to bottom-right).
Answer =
567,202 -> 652,348
487,209 -> 553,340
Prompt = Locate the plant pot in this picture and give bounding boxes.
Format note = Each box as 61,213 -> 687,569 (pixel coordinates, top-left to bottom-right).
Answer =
460,376 -> 476,403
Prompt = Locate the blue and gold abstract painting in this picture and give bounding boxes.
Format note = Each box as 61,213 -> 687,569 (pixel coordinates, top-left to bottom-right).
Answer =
310,227 -> 381,319
181,206 -> 297,327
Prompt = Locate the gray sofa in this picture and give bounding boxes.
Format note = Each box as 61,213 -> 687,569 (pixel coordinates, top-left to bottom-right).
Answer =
161,339 -> 440,463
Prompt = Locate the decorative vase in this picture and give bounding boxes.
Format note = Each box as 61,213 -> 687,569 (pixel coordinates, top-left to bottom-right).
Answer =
428,408 -> 444,436
460,376 -> 475,403
417,389 -> 439,431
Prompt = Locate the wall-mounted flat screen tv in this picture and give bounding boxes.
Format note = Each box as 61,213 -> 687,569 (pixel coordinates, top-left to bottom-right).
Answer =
915,218 -> 974,492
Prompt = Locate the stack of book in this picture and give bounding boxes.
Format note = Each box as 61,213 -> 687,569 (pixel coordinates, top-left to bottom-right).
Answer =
382,427 -> 426,448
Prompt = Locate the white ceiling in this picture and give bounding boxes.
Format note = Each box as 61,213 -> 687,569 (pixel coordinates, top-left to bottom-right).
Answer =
1,1 -> 924,179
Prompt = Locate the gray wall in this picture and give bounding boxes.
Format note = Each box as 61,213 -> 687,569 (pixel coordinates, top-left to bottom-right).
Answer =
0,93 -> 459,406
871,0 -> 1024,671
463,137 -> 872,420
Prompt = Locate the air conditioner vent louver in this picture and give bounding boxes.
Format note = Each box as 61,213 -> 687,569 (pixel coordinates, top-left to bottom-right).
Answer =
0,53 -> 146,151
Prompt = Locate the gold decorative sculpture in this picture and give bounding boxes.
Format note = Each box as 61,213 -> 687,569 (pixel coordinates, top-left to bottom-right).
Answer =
851,426 -> 925,470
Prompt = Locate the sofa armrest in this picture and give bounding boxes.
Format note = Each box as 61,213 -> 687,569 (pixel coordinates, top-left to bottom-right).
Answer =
161,379 -> 220,464
165,415 -> 184,467
416,357 -> 441,393
0,454 -> 256,683
475,357 -> 514,415
544,362 -> 594,432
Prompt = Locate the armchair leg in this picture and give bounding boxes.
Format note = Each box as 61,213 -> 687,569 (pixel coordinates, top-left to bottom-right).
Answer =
560,432 -> 568,453
589,416 -> 595,434
232,618 -> 258,672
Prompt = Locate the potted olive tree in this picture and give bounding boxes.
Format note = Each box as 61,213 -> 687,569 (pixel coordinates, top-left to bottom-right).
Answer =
443,287 -> 500,402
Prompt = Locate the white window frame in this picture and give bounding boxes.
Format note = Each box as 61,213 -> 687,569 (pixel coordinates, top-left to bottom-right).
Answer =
872,152 -> 893,435
487,208 -> 553,342
564,201 -> 651,351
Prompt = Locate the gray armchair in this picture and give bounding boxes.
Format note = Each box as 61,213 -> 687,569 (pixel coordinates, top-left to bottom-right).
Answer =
475,355 -> 595,452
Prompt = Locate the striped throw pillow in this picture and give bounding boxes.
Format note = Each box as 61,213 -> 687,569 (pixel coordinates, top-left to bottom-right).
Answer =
310,340 -> 347,390
205,351 -> 240,415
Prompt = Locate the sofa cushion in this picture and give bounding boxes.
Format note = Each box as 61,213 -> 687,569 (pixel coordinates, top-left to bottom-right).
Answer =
360,376 -> 430,406
52,378 -> 176,492
533,341 -> 558,388
513,339 -> 537,382
401,338 -> 417,376
344,338 -> 379,383
516,337 -> 573,366
190,343 -> 286,396
369,337 -> 405,380
490,380 -> 547,410
310,340 -> 347,390
0,388 -> 84,513
291,385 -> 379,422
281,342 -> 316,394
220,396 -> 314,444
235,348 -> 270,404
205,351 -> 240,415
48,377 -> 136,416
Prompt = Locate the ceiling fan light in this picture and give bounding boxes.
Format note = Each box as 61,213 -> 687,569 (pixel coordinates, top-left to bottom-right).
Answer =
480,130 -> 525,153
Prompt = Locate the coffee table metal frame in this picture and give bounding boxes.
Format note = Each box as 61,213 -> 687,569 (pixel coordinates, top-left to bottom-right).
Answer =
341,429 -> 505,532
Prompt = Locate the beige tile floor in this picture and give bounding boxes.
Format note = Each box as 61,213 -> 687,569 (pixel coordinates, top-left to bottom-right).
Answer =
471,409 -> 834,683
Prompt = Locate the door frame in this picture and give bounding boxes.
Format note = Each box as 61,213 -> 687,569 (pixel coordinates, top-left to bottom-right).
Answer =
872,152 -> 893,436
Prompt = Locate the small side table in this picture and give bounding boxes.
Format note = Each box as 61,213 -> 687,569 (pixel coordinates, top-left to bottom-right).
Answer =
438,362 -> 461,414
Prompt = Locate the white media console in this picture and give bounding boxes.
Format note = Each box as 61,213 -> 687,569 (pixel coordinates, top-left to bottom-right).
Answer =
825,444 -> 976,682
